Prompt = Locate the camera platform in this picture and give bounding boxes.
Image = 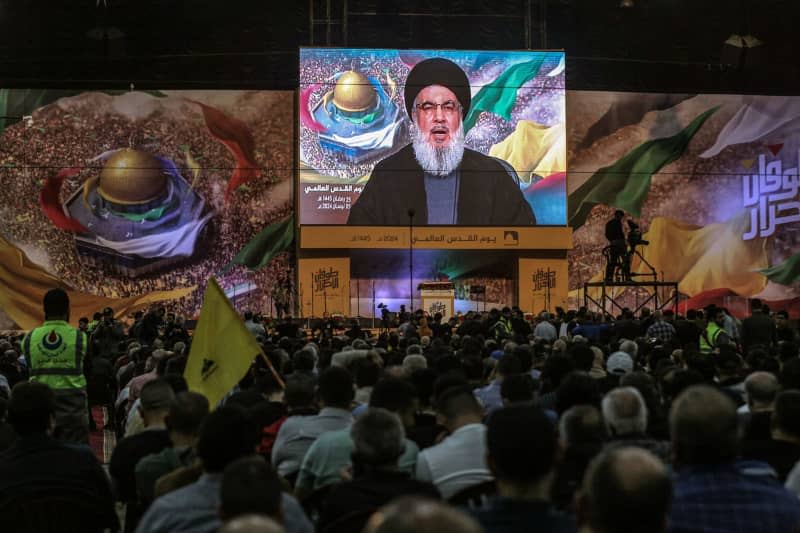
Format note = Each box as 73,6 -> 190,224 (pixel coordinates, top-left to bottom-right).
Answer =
583,280 -> 679,316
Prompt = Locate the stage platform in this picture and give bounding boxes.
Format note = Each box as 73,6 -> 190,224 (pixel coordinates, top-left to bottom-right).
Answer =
583,280 -> 679,316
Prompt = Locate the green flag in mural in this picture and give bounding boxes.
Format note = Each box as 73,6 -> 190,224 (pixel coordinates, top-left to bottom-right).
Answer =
759,253 -> 800,286
463,57 -> 546,133
224,215 -> 294,272
567,106 -> 719,229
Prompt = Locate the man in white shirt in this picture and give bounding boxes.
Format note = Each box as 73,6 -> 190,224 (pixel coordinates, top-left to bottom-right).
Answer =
533,312 -> 558,342
416,385 -> 492,499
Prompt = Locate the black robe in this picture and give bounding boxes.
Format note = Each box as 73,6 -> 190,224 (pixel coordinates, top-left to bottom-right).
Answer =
347,145 -> 537,226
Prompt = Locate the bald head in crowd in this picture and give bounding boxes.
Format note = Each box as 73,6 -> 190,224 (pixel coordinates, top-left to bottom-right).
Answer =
744,371 -> 779,412
559,405 -> 607,447
363,498 -> 483,533
602,387 -> 648,437
670,385 -> 739,466
580,447 -> 672,533
218,515 -> 284,533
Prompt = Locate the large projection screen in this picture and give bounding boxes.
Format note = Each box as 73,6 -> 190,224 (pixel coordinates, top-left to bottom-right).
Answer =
298,48 -> 567,228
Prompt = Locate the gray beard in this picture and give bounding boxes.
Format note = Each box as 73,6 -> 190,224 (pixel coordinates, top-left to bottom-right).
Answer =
410,122 -> 465,177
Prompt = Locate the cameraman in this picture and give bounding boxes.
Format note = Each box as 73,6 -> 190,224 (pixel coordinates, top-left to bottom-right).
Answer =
605,210 -> 628,281
92,307 -> 126,360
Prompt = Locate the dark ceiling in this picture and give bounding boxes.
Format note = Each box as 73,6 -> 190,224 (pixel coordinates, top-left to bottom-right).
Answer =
0,0 -> 797,94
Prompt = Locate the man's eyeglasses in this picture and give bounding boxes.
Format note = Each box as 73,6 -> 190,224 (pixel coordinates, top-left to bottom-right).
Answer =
415,101 -> 461,115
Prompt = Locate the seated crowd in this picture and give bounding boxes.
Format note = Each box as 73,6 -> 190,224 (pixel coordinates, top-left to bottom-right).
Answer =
0,298 -> 799,533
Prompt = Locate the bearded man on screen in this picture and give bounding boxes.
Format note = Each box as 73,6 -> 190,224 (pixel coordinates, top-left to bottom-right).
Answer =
347,57 -> 537,226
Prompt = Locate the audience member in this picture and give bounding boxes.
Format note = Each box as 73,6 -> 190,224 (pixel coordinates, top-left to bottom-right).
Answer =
136,391 -> 210,505
740,371 -> 779,442
578,447 -> 672,533
0,396 -> 16,453
272,367 -> 354,478
220,455 -> 310,533
668,385 -> 800,533
416,385 -> 493,499
472,405 -> 576,532
318,409 -> 439,533
219,515 -> 286,533
136,405 -> 314,533
552,405 -> 606,511
742,390 -> 800,482
474,353 -> 521,414
295,377 -> 420,498
362,497 -> 483,533
741,300 -> 775,353
601,387 -> 670,462
110,378 -> 175,531
0,382 -> 117,532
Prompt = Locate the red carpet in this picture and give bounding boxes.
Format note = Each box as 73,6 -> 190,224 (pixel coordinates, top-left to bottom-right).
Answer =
89,406 -> 116,464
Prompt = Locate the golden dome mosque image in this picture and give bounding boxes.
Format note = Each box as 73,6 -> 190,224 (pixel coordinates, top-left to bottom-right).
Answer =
97,149 -> 168,205
64,148 -> 213,277
311,69 -> 404,164
331,71 -> 377,112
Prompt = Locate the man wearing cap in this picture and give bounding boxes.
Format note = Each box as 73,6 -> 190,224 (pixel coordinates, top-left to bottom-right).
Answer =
348,57 -> 537,226
606,351 -> 634,376
22,288 -> 90,445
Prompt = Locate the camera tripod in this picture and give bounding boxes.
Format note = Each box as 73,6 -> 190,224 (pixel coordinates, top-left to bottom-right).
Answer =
603,243 -> 657,282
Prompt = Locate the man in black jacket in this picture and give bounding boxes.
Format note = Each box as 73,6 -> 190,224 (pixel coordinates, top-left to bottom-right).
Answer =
0,382 -> 118,532
741,299 -> 775,353
347,58 -> 536,226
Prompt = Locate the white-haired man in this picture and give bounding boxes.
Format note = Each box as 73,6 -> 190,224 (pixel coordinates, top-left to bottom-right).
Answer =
602,386 -> 670,462
347,57 -> 537,226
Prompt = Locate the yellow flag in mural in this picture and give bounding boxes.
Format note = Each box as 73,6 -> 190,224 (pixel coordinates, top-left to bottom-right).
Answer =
630,215 -> 769,297
489,120 -> 566,184
576,214 -> 770,301
0,236 -> 196,330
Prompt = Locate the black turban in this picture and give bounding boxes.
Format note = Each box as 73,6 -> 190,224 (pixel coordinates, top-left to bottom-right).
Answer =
404,58 -> 471,119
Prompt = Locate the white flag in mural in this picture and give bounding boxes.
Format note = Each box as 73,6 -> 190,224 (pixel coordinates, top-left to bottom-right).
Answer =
701,97 -> 800,158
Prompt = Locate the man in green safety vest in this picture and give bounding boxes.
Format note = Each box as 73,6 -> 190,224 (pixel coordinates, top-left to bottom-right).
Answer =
699,307 -> 732,355
22,288 -> 89,444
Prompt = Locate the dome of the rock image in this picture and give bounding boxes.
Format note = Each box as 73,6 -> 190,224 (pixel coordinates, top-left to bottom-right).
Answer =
98,149 -> 168,205
332,71 -> 377,112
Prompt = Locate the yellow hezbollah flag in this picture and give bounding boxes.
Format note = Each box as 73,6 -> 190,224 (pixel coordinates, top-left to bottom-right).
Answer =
184,278 -> 260,408
0,235 -> 195,330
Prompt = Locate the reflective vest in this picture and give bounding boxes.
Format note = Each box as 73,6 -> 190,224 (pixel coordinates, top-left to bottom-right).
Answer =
699,322 -> 723,354
23,320 -> 87,390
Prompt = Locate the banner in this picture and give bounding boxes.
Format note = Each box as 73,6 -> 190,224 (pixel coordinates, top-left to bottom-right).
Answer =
300,226 -> 572,250
298,257 -> 351,318
518,258 -> 569,314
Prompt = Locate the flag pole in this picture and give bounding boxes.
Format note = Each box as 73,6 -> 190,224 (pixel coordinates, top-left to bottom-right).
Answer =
256,346 -> 285,390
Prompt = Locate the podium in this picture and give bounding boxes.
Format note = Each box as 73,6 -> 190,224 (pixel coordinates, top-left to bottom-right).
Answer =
418,281 -> 455,321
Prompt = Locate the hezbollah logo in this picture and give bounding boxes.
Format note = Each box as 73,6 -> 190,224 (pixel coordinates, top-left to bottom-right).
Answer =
41,330 -> 63,351
201,358 -> 218,381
